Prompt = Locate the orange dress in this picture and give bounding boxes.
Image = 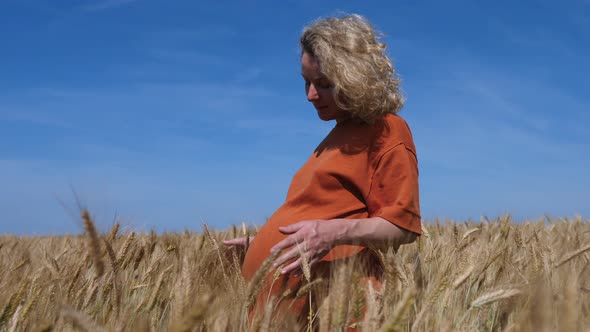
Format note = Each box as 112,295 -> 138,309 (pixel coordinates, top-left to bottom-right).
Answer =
242,113 -> 421,320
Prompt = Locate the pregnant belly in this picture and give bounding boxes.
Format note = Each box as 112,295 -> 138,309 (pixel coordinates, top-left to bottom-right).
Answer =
241,208 -> 368,280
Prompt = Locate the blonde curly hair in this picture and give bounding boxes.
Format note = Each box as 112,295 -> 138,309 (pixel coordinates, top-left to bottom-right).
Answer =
300,14 -> 405,123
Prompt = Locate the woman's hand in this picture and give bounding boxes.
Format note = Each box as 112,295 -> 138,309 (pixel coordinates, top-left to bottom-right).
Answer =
223,236 -> 255,248
271,219 -> 344,276
223,236 -> 255,263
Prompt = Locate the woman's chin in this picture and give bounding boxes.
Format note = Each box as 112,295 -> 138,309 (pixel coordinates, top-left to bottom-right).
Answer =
317,115 -> 334,121
316,110 -> 336,121
317,109 -> 350,122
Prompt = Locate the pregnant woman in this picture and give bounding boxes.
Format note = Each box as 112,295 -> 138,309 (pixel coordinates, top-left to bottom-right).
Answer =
224,13 -> 421,327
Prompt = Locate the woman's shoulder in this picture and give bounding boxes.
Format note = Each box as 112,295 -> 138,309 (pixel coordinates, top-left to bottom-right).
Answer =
325,113 -> 416,158
373,113 -> 417,155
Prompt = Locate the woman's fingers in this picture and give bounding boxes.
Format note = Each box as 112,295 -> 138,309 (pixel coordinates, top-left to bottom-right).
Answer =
308,256 -> 320,266
274,246 -> 327,276
222,236 -> 254,247
273,246 -> 300,269
222,237 -> 245,246
278,221 -> 308,234
281,252 -> 324,276
280,257 -> 302,275
271,233 -> 303,253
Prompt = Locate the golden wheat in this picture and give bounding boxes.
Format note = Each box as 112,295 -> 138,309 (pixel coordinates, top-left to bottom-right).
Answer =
0,215 -> 589,331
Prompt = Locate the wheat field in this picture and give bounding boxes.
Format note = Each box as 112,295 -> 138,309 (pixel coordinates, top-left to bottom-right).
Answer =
0,212 -> 588,331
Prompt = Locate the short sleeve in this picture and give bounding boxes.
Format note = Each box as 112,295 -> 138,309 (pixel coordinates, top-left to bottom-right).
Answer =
366,143 -> 421,234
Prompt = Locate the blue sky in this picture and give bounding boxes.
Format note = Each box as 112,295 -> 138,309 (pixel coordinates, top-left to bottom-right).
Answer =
1,0 -> 588,234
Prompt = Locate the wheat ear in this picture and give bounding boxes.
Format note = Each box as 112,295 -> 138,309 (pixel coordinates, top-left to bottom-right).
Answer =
453,265 -> 474,289
0,280 -> 29,329
147,265 -> 173,311
60,305 -> 109,332
107,223 -> 120,243
116,231 -> 135,267
81,209 -> 104,277
245,250 -> 281,309
203,224 -> 232,289
554,243 -> 590,267
259,296 -> 275,332
470,289 -> 522,307
171,294 -> 213,332
296,278 -> 325,298
381,287 -> 417,332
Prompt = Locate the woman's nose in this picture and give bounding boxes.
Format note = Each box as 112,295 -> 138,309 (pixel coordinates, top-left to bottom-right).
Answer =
307,84 -> 319,101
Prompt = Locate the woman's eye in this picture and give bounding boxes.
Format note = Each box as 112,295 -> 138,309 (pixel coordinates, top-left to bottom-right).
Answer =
317,80 -> 333,89
303,79 -> 332,90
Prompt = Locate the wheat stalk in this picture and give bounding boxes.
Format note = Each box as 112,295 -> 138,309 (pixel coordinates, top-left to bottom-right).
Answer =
7,304 -> 22,332
331,264 -> 352,330
554,243 -> 590,268
107,223 -> 120,243
171,294 -> 213,332
0,280 -> 29,329
132,246 -> 145,271
362,280 -> 381,332
453,265 -> 474,289
203,224 -> 232,289
82,280 -> 99,309
60,305 -> 109,332
245,250 -> 281,309
82,209 -> 104,277
20,284 -> 41,322
259,296 -> 275,332
381,287 -> 416,332
115,231 -> 135,267
0,216 -> 588,331
470,289 -> 522,307
295,278 -> 325,298
147,265 -> 173,311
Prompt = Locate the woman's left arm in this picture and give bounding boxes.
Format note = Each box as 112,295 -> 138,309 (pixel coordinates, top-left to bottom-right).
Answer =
271,217 -> 417,275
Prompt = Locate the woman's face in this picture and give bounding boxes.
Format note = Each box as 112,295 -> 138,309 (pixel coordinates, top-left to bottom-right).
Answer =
301,52 -> 348,122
